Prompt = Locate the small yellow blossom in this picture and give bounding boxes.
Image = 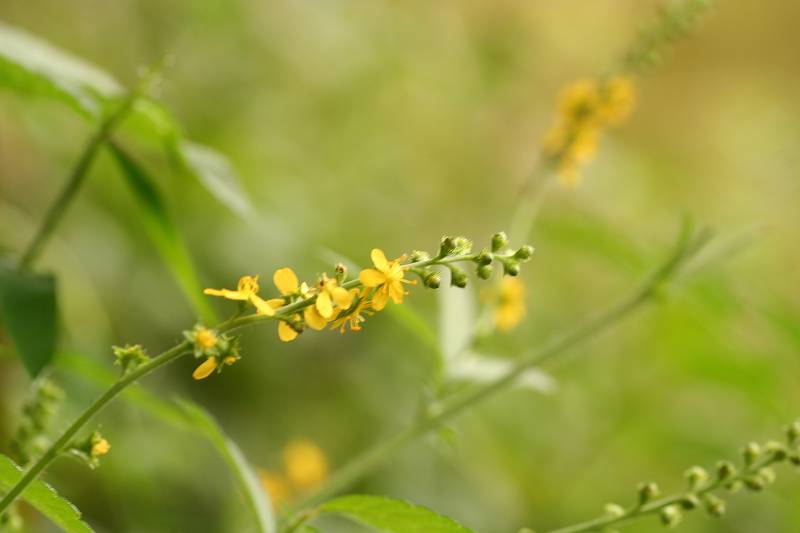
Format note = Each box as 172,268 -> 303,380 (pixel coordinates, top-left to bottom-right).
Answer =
259,470 -> 292,505
493,277 -> 526,332
192,357 -> 218,380
91,438 -> 111,458
204,275 -> 275,316
359,249 -> 415,311
316,273 -> 353,318
599,76 -> 636,126
282,439 -> 329,492
195,328 -> 217,349
330,288 -> 373,333
268,268 -> 310,342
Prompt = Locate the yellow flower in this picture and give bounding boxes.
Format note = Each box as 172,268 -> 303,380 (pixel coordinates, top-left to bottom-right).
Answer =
195,327 -> 217,349
282,439 -> 329,492
358,249 -> 415,311
598,76 -> 636,126
316,274 -> 353,318
269,268 -> 313,342
204,275 -> 275,316
192,355 -> 239,380
330,288 -> 372,333
259,470 -> 292,505
558,79 -> 600,123
91,438 -> 111,458
493,277 -> 526,332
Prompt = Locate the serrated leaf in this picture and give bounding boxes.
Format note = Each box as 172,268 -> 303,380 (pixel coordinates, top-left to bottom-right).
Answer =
0,266 -> 57,377
0,453 -> 94,533
0,21 -> 121,117
321,495 -> 475,533
176,400 -> 275,533
107,143 -> 216,323
178,140 -> 253,217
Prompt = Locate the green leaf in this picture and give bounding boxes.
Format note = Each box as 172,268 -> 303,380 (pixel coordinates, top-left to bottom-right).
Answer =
178,141 -> 253,217
175,400 -> 275,533
0,22 -> 252,217
0,266 -> 57,377
0,21 -> 121,117
0,453 -> 94,533
321,495 -> 475,533
106,143 -> 216,323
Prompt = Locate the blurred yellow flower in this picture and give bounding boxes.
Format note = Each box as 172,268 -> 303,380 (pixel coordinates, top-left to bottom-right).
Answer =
494,277 -> 526,332
283,439 -> 329,492
204,275 -> 275,316
359,249 -> 414,310
91,438 -> 111,457
259,470 -> 292,505
599,76 -> 636,126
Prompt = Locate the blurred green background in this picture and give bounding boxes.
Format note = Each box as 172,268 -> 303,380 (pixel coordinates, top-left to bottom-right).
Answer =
1,0 -> 800,531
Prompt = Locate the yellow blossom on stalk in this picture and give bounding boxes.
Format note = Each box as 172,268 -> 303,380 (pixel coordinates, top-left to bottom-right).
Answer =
542,76 -> 636,188
195,328 -> 217,349
91,438 -> 111,458
330,288 -> 373,333
204,275 -> 275,316
283,439 -> 329,492
493,277 -> 526,332
316,274 -> 353,318
359,249 -> 415,310
269,268 -> 312,342
259,470 -> 292,505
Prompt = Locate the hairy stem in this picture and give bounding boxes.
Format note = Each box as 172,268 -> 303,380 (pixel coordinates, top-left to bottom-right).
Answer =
285,223 -> 710,523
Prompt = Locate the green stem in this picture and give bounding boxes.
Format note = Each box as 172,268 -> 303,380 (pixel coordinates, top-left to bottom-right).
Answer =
545,455 -> 779,533
0,340 -> 190,513
284,224 -> 710,522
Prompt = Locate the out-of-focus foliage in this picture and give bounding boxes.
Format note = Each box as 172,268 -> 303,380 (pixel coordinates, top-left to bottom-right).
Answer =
1,0 -> 800,532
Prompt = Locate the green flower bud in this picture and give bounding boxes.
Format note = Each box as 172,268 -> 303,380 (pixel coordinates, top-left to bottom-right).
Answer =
789,453 -> 800,466
638,482 -> 660,505
410,250 -> 431,262
786,420 -> 800,445
757,466 -> 776,485
660,506 -> 682,528
679,494 -> 700,510
113,344 -> 150,375
604,503 -> 626,518
335,263 -> 348,283
439,236 -> 457,257
475,248 -> 493,265
452,236 -> 473,255
684,466 -> 708,490
703,494 -> 726,517
744,475 -> 765,491
450,267 -> 468,288
514,245 -> 535,261
503,261 -> 521,276
725,479 -> 743,493
424,272 -> 441,289
743,442 -> 761,466
764,440 -> 787,461
491,231 -> 509,252
716,461 -> 737,481
477,264 -> 494,280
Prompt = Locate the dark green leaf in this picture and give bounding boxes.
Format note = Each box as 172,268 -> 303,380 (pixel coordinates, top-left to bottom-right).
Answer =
321,495 -> 475,533
0,266 -> 57,377
0,453 -> 94,533
106,143 -> 217,323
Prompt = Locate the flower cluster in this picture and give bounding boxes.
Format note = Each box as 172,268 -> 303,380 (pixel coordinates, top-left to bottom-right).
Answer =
113,344 -> 150,376
542,76 -> 636,187
66,430 -> 111,469
199,233 -> 535,378
9,378 -> 63,466
258,439 -> 329,506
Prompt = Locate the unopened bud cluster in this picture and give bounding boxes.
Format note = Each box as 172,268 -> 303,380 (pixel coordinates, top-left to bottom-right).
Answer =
9,378 -> 64,466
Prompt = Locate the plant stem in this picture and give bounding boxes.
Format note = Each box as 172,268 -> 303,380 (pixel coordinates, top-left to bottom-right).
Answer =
545,455 -> 779,533
285,223 -> 710,521
0,340 -> 191,513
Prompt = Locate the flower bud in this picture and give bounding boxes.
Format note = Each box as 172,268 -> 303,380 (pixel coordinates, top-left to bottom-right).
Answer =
491,231 -> 509,252
684,466 -> 708,490
679,494 -> 700,510
724,479 -> 743,493
477,264 -> 494,280
410,250 -> 431,262
514,245 -> 535,261
452,236 -> 473,255
503,261 -> 521,276
790,453 -> 800,466
604,503 -> 625,518
703,494 -> 726,517
716,461 -> 737,481
638,482 -> 660,505
475,249 -> 493,265
757,466 -> 776,485
424,272 -> 441,289
764,440 -> 787,461
744,475 -> 765,491
786,420 -> 800,445
335,263 -> 348,283
659,505 -> 682,527
439,236 -> 457,257
450,267 -> 468,288
743,442 -> 761,466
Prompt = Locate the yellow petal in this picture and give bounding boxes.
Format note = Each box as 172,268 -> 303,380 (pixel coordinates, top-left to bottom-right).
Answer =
192,358 -> 218,380
332,286 -> 353,309
250,294 -> 276,316
359,269 -> 385,287
278,321 -> 299,342
304,307 -> 327,331
388,282 -> 405,304
370,248 -> 388,271
204,288 -> 248,301
266,298 -> 285,309
274,268 -> 299,295
371,289 -> 389,311
316,291 -> 333,318
283,439 -> 329,491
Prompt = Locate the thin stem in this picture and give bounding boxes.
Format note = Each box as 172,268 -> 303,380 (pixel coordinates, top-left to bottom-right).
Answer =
285,225 -> 709,521
546,455 -> 779,533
